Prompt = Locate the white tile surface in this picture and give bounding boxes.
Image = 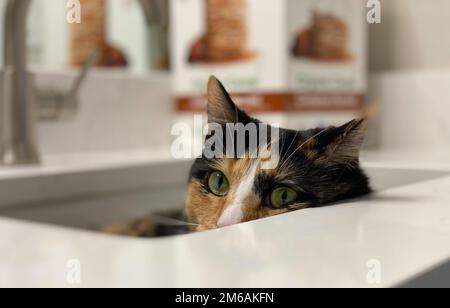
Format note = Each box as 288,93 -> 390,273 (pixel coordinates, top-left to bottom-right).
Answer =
34,70 -> 173,155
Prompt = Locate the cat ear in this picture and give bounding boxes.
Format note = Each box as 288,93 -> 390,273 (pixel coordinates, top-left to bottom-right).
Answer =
314,119 -> 367,163
207,76 -> 253,125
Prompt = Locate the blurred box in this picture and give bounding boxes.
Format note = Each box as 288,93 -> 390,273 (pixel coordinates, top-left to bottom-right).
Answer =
288,0 -> 367,113
171,0 -> 367,116
171,0 -> 287,112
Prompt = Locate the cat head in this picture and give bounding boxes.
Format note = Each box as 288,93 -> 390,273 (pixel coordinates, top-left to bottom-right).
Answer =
185,76 -> 371,232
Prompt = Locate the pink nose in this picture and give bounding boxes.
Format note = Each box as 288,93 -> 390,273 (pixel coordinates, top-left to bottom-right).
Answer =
217,205 -> 243,228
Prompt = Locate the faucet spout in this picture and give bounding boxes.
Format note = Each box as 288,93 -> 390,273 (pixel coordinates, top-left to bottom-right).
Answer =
0,0 -> 161,166
1,0 -> 38,165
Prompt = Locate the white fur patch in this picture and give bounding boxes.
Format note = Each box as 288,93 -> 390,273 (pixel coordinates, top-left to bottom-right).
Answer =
217,162 -> 258,228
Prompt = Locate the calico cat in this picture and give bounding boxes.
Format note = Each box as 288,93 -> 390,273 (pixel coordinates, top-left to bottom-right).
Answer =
185,76 -> 371,232
102,76 -> 371,237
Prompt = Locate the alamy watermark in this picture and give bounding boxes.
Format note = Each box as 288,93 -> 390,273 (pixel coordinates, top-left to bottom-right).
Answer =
66,0 -> 380,25
66,259 -> 82,285
171,115 -> 280,170
66,0 -> 81,24
367,0 -> 381,24
366,259 -> 382,285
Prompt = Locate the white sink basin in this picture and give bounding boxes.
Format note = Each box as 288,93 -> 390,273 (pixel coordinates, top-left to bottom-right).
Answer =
0,159 -> 447,235
1,153 -> 450,287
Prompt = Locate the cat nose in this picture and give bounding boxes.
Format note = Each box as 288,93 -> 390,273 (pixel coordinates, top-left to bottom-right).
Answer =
217,204 -> 243,228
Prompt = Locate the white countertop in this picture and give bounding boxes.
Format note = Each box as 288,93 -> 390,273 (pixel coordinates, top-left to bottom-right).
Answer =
362,148 -> 450,171
1,148 -> 450,287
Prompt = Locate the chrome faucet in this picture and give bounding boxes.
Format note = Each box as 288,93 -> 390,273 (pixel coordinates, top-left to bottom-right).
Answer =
1,0 -> 37,165
0,0 -> 168,166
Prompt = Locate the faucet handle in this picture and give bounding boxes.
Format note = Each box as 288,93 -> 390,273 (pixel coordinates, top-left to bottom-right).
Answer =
37,49 -> 98,121
68,49 -> 98,99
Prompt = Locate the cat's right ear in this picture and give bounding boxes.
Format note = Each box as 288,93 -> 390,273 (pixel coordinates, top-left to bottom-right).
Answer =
314,119 -> 367,164
207,76 -> 253,125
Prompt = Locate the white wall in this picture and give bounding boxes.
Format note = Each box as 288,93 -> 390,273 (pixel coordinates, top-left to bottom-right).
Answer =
38,1 -> 68,67
369,0 -> 450,71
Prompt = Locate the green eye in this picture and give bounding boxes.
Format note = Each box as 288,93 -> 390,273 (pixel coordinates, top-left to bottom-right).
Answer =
270,187 -> 298,209
208,171 -> 230,196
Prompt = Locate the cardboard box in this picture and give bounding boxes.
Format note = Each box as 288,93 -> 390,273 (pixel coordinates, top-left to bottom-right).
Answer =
288,0 -> 367,112
171,0 -> 367,114
171,0 -> 287,112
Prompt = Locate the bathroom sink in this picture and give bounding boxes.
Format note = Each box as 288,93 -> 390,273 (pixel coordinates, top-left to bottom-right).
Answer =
0,159 -> 448,234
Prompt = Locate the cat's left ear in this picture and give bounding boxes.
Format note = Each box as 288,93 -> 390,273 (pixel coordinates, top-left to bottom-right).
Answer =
313,119 -> 367,163
206,76 -> 255,125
